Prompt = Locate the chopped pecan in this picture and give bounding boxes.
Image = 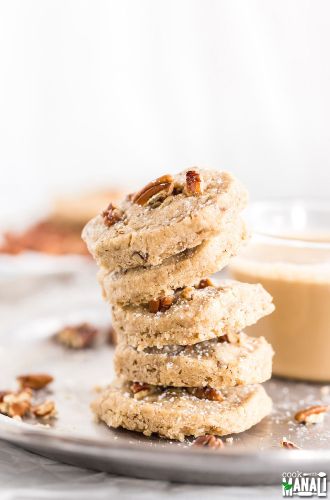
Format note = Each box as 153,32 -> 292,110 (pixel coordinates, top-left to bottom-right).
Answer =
219,332 -> 239,344
159,296 -> 175,311
17,373 -> 53,391
148,296 -> 175,313
188,387 -> 223,402
0,391 -> 10,403
102,202 -> 122,227
0,389 -> 32,418
185,170 -> 203,195
197,278 -> 214,289
130,382 -> 153,400
180,287 -> 194,300
32,400 -> 57,420
294,405 -> 329,424
130,382 -> 151,394
194,435 -> 224,449
281,438 -> 300,449
107,325 -> 117,345
132,175 -> 174,206
55,322 -> 98,349
148,299 -> 161,313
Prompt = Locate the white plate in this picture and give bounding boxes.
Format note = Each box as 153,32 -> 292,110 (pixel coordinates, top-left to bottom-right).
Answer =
0,311 -> 329,485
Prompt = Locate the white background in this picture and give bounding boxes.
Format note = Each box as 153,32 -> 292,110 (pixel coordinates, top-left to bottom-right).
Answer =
0,0 -> 330,219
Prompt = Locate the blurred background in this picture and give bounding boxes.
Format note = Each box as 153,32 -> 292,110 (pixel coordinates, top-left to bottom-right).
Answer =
1,0 -> 330,224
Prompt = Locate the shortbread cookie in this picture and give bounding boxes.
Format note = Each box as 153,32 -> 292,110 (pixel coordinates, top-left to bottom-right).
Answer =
99,218 -> 248,305
92,379 -> 272,441
111,281 -> 274,349
82,169 -> 248,271
114,333 -> 274,388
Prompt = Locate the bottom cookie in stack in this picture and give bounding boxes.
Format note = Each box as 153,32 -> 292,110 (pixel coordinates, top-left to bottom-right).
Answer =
92,379 -> 272,442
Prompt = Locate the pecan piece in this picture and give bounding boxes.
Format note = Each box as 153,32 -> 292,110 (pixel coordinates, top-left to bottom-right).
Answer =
0,391 -> 10,403
194,435 -> 224,449
0,389 -> 32,418
32,400 -> 57,420
130,382 -> 153,400
55,322 -> 98,349
102,202 -> 122,227
148,299 -> 161,313
281,438 -> 300,449
197,278 -> 214,289
219,332 -> 239,344
180,286 -> 194,300
185,170 -> 203,195
130,382 -> 151,394
132,175 -> 174,206
17,373 -> 53,391
107,325 -> 117,345
294,405 -> 329,424
188,387 -> 223,402
148,296 -> 175,313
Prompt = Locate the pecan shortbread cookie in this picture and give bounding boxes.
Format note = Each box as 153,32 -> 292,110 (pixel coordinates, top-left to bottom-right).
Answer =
111,281 -> 274,349
92,379 -> 272,441
99,217 -> 248,305
114,333 -> 274,388
82,169 -> 248,272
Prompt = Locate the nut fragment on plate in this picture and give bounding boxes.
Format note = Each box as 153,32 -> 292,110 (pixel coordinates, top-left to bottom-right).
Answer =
281,438 -> 300,449
0,389 -> 32,418
294,405 -> 329,424
32,400 -> 57,420
185,170 -> 204,195
132,175 -> 174,206
188,387 -> 223,402
193,435 -> 224,449
17,373 -> 53,390
55,322 -> 98,349
102,203 -> 123,227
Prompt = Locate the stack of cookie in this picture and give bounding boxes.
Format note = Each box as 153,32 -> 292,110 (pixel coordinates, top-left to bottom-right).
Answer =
83,169 -> 274,441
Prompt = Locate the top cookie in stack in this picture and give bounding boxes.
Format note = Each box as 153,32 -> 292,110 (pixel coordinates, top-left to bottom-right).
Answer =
83,168 -> 274,442
84,170 -> 249,306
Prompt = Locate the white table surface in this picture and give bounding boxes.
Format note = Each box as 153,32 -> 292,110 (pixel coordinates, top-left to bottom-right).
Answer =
0,268 -> 279,500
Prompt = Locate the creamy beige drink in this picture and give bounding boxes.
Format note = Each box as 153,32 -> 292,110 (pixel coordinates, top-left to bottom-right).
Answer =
229,235 -> 330,381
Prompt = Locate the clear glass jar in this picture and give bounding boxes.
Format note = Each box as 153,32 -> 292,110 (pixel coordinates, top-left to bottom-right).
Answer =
228,200 -> 330,381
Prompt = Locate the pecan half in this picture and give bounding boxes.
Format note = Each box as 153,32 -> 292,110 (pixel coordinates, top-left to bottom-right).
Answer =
148,296 -> 175,313
294,405 -> 329,424
55,322 -> 98,349
17,373 -> 53,391
194,435 -> 224,449
32,400 -> 57,420
188,387 -> 223,402
132,175 -> 174,206
185,170 -> 203,195
281,438 -> 300,449
197,278 -> 214,289
102,203 -> 122,227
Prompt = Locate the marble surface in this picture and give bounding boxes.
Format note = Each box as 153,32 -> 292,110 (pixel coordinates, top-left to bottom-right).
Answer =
0,269 -> 279,499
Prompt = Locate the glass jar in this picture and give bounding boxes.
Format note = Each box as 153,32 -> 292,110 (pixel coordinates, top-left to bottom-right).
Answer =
229,200 -> 330,381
